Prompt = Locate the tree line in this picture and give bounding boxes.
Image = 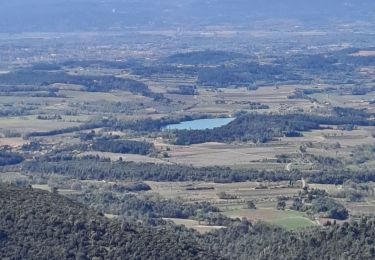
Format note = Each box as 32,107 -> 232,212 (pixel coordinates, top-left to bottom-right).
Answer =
0,151 -> 24,166
90,138 -> 155,155
20,155 -> 375,185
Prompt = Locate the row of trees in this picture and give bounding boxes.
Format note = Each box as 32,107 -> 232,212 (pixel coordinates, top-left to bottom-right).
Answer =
21,156 -> 294,183
90,139 -> 155,155
0,151 -> 24,166
20,155 -> 375,185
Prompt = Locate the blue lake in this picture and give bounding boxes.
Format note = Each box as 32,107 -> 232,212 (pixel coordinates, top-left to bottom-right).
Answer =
165,117 -> 235,130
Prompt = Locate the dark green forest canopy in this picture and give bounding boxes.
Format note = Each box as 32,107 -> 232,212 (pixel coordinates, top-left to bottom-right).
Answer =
202,217 -> 375,259
0,151 -> 24,166
1,185 -> 375,259
21,156 -> 375,184
0,185 -> 218,260
90,139 -> 155,155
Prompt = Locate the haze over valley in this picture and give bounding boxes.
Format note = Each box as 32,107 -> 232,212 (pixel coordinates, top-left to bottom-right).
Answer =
0,1 -> 375,259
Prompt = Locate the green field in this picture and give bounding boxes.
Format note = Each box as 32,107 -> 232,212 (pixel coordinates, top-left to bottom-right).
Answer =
223,208 -> 316,230
270,210 -> 316,230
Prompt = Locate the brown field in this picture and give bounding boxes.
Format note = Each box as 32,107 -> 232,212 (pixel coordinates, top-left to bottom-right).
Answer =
146,181 -> 301,204
60,89 -> 151,103
309,92 -> 375,113
0,116 -> 82,134
344,201 -> 375,217
163,142 -> 296,167
287,127 -> 375,148
158,124 -> 374,168
163,218 -> 225,234
0,138 -> 28,148
350,50 -> 375,57
189,85 -> 316,114
31,184 -> 82,196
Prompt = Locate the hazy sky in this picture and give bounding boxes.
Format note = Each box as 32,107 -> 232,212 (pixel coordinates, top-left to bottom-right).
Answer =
0,0 -> 374,32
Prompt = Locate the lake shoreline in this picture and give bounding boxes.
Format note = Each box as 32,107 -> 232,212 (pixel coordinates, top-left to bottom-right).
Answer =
165,117 -> 235,130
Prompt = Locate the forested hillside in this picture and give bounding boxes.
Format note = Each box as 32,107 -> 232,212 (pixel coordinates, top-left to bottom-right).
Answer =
202,218 -> 375,259
1,185 -> 375,259
0,185 -> 218,260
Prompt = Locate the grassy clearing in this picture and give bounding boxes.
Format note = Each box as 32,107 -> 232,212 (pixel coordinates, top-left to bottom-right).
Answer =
270,210 -> 316,230
271,216 -> 315,230
223,208 -> 315,230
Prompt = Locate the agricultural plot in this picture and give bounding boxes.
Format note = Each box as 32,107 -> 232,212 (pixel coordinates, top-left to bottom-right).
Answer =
224,208 -> 316,230
0,138 -> 27,148
78,151 -> 172,165
163,218 -> 225,234
164,142 -> 296,167
146,181 -> 316,230
0,116 -> 81,134
309,92 -> 375,113
146,181 -> 299,203
189,85 -> 315,115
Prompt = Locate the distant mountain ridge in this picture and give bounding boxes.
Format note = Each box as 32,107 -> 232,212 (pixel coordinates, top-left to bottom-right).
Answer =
0,0 -> 374,32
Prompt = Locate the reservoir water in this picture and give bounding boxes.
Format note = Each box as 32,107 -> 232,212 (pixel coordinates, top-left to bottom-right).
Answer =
165,117 -> 235,130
